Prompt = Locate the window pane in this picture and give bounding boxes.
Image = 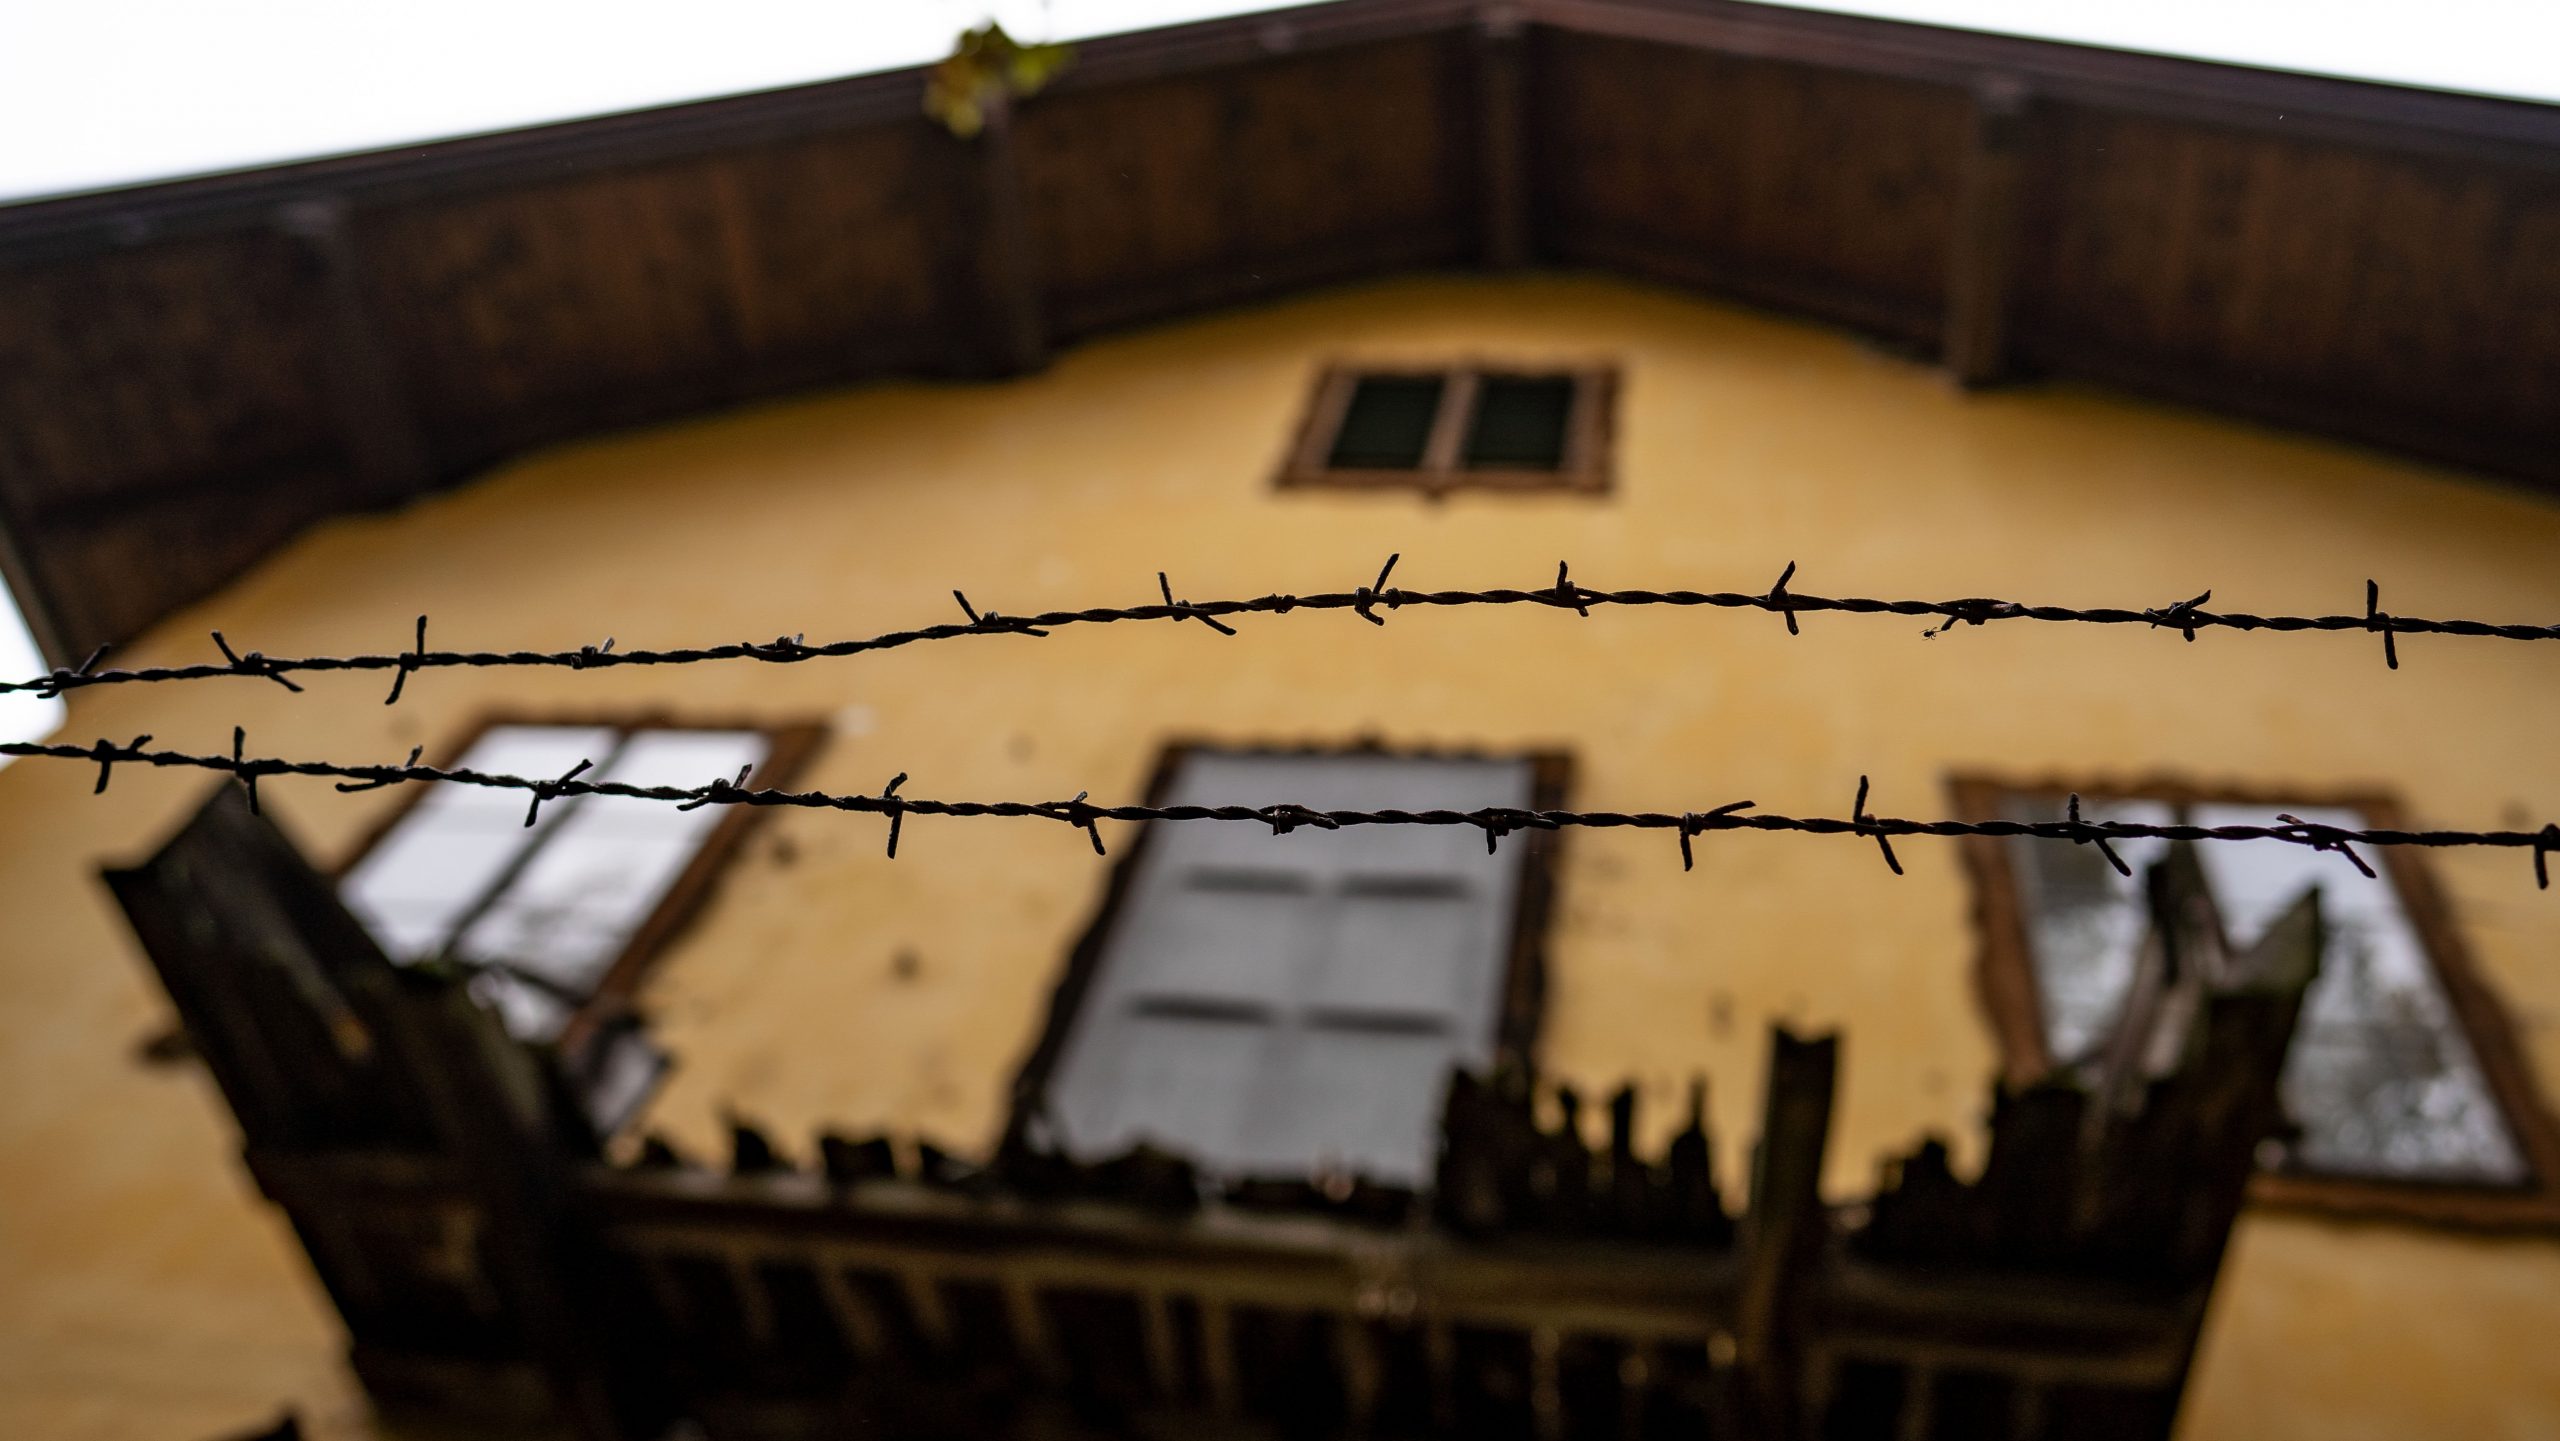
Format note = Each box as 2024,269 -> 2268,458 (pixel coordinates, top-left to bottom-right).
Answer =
1462,375 -> 1575,470
2001,790 -> 2530,1187
341,724 -> 620,960
455,730 -> 768,995
1325,376 -> 1443,469
2190,803 -> 2527,1185
1999,795 -> 2173,1066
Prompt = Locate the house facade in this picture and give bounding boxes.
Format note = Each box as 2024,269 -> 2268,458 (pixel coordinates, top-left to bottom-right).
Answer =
2,4 -> 2558,1439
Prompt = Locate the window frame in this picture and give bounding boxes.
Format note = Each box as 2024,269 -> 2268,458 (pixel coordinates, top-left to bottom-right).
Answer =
1007,740 -> 1572,1159
1276,361 -> 1618,497
336,709 -> 825,1059
1950,771 -> 2560,1229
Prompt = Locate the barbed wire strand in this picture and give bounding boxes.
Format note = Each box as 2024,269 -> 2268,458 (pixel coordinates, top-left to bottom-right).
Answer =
20,734 -> 2560,891
4,558 -> 2542,702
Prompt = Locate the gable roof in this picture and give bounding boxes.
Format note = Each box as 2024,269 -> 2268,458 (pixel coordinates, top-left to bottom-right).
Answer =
2,0 -> 2556,664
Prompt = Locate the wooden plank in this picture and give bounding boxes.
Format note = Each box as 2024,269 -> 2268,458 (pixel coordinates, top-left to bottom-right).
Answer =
813,1263 -> 890,1361
1198,1298 -> 1242,1413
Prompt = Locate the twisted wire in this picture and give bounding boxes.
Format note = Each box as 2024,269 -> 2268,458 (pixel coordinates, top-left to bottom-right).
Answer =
23,733 -> 2560,889
2,557 -> 2533,701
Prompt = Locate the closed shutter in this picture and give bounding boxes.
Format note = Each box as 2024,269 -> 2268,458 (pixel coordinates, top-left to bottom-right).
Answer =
1047,751 -> 1534,1186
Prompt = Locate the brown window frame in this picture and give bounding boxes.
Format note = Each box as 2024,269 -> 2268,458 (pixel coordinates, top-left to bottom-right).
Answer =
1951,772 -> 2560,1230
1006,739 -> 1572,1147
1276,362 -> 1617,497
336,709 -> 824,1060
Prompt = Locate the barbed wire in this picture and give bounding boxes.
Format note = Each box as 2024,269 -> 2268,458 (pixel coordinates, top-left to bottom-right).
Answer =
21,732 -> 2560,890
6,558 -> 2548,702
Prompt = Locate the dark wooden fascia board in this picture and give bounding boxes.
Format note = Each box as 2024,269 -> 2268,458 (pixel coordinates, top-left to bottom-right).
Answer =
1529,0 -> 2560,170
10,0 -> 2558,267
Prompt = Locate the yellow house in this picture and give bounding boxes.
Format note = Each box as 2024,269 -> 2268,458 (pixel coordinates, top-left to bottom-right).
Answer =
1,5 -> 2556,1440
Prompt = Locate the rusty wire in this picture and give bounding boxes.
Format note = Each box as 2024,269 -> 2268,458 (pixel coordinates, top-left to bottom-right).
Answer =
20,732 -> 2560,890
1,558 -> 2539,702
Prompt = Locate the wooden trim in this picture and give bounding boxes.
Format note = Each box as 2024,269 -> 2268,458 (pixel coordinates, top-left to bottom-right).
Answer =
1945,776 -> 2053,1088
333,709 -> 826,1063
1420,370 -> 1482,473
9,0 -> 2555,264
1946,769 -> 2560,1231
1524,0 -> 2560,171
1004,736 -> 1573,1143
1941,77 -> 2032,389
1275,360 -> 1618,497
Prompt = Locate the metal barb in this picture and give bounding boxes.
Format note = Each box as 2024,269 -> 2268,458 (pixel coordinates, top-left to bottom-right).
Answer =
231,727 -> 260,812
1350,553 -> 1402,627
1677,800 -> 1756,872
1922,598 -> 2022,639
2367,579 -> 2399,670
90,734 -> 148,794
881,772 -> 909,858
1158,572 -> 1238,636
384,616 -> 428,705
1768,561 -> 1800,635
1551,562 -> 1592,618
678,764 -> 755,812
523,758 -> 595,828
2146,590 -> 2211,643
2067,794 -> 2131,877
1853,775 -> 1903,876
1058,791 -> 1107,855
2277,812 -> 2378,879
211,632 -> 304,692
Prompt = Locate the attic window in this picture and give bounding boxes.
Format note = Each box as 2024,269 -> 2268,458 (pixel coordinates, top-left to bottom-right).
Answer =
1282,365 -> 1614,495
339,716 -> 820,1050
1954,777 -> 2560,1228
1019,746 -> 1566,1186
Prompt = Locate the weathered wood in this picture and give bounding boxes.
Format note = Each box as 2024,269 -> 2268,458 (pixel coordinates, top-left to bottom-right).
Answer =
1732,1029 -> 1837,1439
1472,5 -> 1534,268
957,96 -> 1048,376
270,197 -> 434,504
1942,77 -> 2032,386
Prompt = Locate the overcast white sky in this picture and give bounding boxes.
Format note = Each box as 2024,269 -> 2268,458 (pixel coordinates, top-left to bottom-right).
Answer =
0,1 -> 2554,205
0,0 -> 2549,752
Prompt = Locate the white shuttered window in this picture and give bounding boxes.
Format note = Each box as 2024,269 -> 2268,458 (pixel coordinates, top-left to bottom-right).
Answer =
1045,751 -> 1536,1186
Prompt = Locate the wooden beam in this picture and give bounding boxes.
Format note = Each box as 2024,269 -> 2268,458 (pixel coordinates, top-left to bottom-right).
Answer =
1943,76 -> 2032,388
1472,2 -> 1534,269
272,197 -> 436,506
954,97 -> 1049,378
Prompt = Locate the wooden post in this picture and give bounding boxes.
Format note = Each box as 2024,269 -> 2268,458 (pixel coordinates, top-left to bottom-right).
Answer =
1731,1028 -> 1837,1440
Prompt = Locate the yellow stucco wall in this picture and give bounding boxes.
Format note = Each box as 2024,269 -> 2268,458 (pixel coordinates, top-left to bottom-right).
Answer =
2,274 -> 2556,1439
